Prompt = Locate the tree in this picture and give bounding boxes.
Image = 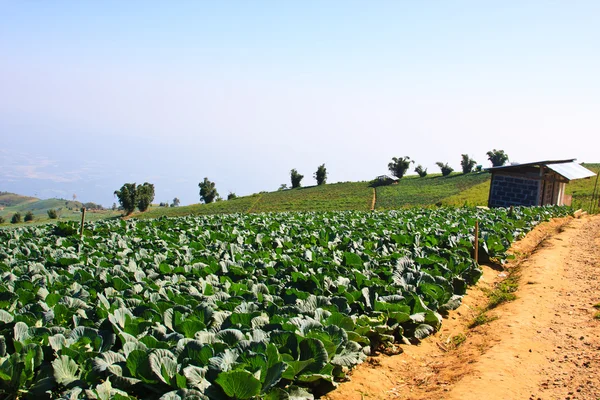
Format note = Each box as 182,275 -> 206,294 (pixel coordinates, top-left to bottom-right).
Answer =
227,192 -> 237,200
114,183 -> 138,215
460,154 -> 477,174
314,164 -> 327,185
436,162 -> 454,176
486,149 -> 509,167
47,209 -> 58,219
414,165 -> 428,178
388,156 -> 413,179
11,213 -> 21,224
278,184 -> 288,191
290,169 -> 304,188
112,203 -> 117,211
136,182 -> 155,212
171,198 -> 180,207
199,178 -> 219,204
24,211 -> 34,222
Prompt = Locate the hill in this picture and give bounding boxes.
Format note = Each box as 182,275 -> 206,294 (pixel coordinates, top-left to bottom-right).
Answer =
136,163 -> 598,220
0,193 -> 120,226
0,192 -> 38,207
136,172 -> 492,220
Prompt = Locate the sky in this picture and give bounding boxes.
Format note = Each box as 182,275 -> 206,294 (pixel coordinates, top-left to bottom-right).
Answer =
1,1 -> 599,207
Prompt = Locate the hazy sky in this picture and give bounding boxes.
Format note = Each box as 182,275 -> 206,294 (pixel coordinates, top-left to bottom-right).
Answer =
1,1 -> 599,206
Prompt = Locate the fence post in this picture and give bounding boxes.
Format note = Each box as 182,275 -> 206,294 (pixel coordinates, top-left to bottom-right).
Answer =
80,207 -> 86,239
474,220 -> 479,263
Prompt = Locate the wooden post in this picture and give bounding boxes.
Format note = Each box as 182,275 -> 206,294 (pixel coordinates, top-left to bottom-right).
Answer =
80,207 -> 86,239
474,220 -> 479,263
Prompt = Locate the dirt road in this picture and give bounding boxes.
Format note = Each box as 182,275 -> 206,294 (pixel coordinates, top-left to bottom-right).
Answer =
326,215 -> 600,400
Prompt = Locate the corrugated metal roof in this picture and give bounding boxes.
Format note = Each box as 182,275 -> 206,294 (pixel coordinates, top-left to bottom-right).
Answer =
486,159 -> 575,172
546,162 -> 596,181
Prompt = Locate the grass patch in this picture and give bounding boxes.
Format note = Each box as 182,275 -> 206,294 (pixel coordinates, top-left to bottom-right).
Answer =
594,312 -> 600,320
485,273 -> 519,309
449,333 -> 467,348
468,312 -> 499,328
375,172 -> 490,210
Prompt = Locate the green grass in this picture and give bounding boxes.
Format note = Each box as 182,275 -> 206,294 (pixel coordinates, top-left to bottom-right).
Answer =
442,179 -> 491,207
449,333 -> 467,348
250,182 -> 373,213
138,195 -> 259,219
568,163 -> 600,213
375,172 -> 490,209
468,312 -> 498,328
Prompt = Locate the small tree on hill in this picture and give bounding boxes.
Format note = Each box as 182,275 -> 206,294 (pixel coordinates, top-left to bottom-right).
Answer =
11,213 -> 21,224
314,164 -> 327,185
24,211 -> 34,222
414,165 -> 428,178
290,169 -> 304,188
436,162 -> 454,176
460,154 -> 477,174
47,209 -> 58,219
136,182 -> 155,212
227,192 -> 237,200
199,178 -> 219,204
114,183 -> 138,215
388,156 -> 413,179
278,184 -> 288,191
171,198 -> 180,207
486,149 -> 509,167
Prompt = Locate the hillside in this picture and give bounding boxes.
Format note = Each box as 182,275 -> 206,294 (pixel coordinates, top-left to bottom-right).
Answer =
0,193 -> 120,225
137,172 -> 492,220
0,192 -> 37,207
136,163 -> 598,220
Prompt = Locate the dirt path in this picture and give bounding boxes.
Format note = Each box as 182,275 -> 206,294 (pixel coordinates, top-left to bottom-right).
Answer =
371,188 -> 377,211
326,215 -> 600,400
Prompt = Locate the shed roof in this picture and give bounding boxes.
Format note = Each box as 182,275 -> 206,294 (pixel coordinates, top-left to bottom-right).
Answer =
486,159 -> 596,181
546,162 -> 596,180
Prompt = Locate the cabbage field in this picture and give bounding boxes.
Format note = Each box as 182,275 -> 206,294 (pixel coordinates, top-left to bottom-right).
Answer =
0,206 -> 570,399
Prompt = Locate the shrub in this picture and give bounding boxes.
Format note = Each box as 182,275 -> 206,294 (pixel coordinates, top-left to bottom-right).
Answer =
314,164 -> 327,185
11,213 -> 22,224
114,183 -> 138,215
136,182 -> 155,212
24,211 -> 34,222
461,154 -> 477,174
199,178 -> 219,203
414,165 -> 428,177
486,149 -> 509,167
436,162 -> 454,176
227,192 -> 237,200
0,216 -> 4,224
171,198 -> 180,207
290,169 -> 304,188
388,156 -> 413,179
47,209 -> 58,219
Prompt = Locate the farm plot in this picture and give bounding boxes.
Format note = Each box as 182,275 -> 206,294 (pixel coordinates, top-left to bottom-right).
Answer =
0,207 -> 570,399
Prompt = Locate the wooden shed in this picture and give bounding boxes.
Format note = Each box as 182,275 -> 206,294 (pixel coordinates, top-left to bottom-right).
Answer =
486,159 -> 596,208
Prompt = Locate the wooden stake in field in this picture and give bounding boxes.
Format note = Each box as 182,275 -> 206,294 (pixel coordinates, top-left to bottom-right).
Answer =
80,207 -> 86,239
474,220 -> 479,263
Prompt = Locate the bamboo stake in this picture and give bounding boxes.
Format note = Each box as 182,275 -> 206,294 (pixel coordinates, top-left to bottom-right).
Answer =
474,220 -> 479,263
80,207 -> 86,239
590,170 -> 600,214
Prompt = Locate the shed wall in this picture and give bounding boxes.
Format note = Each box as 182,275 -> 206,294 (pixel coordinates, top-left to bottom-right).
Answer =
488,174 -> 540,207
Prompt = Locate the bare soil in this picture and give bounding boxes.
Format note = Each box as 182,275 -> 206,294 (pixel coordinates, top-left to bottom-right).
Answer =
325,215 -> 600,400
